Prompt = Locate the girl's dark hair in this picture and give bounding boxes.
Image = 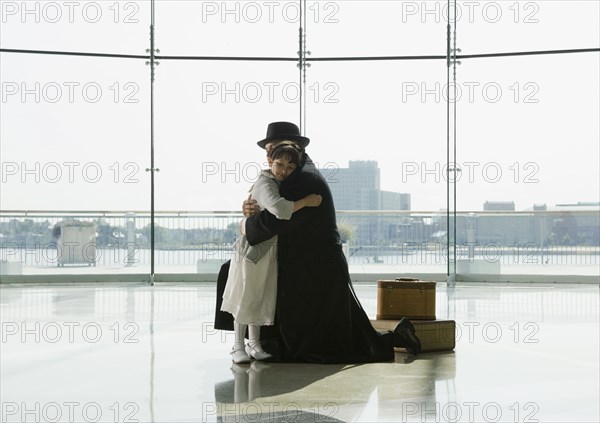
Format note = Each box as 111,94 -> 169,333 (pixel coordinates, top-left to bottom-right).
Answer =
268,141 -> 304,167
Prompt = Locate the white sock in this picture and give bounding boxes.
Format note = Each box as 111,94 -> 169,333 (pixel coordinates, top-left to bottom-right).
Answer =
248,324 -> 265,352
233,321 -> 247,351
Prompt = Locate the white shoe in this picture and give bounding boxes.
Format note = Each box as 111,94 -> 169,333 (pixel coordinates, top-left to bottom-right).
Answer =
245,344 -> 272,361
231,346 -> 251,364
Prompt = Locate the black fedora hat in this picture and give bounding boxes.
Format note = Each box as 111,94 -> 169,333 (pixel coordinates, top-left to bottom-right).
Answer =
257,121 -> 310,149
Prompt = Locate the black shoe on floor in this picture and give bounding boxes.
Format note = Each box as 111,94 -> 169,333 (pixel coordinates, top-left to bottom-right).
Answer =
393,318 -> 422,356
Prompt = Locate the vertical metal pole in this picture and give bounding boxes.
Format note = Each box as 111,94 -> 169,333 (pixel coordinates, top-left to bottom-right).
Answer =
446,0 -> 451,279
298,0 -> 304,133
148,2 -> 157,418
452,0 -> 458,279
149,0 -> 156,285
302,0 -> 307,135
149,287 -> 155,420
298,0 -> 309,135
446,0 -> 458,284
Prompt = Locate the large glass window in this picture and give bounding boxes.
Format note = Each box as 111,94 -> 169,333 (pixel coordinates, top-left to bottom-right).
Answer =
156,0 -> 299,56
457,54 -> 599,211
0,54 -> 150,275
0,0 -> 150,54
0,0 -> 598,280
307,60 -> 448,211
308,60 -> 449,273
310,0 -> 447,56
456,53 -> 599,277
153,61 -> 299,273
459,0 -> 600,53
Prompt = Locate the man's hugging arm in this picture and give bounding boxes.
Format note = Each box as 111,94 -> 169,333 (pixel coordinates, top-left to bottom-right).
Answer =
245,172 -> 324,246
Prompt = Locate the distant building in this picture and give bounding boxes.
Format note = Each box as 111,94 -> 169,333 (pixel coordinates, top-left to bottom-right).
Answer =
483,201 -> 515,211
327,160 -> 410,211
537,202 -> 599,245
380,191 -> 411,210
460,202 -> 600,246
325,160 -> 410,245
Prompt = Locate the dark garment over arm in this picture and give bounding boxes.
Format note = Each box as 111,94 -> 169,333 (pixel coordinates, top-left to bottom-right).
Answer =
214,260 -> 233,331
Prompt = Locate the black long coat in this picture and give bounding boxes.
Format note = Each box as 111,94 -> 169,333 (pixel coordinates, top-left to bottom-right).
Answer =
214,164 -> 395,363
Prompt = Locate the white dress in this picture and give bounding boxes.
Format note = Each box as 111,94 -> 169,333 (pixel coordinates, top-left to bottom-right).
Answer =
220,171 -> 294,326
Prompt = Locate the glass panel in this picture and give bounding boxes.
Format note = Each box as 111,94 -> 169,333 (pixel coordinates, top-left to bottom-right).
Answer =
0,54 -> 150,275
310,0 -> 450,57
155,0 -> 299,56
460,0 -> 600,53
153,61 -> 299,273
456,53 -> 600,278
307,61 -> 449,274
0,0 -> 150,54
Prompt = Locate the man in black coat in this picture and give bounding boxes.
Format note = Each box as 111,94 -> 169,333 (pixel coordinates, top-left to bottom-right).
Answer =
214,122 -> 420,363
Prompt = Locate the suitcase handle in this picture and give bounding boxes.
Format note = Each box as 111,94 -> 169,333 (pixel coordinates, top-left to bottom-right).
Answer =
395,277 -> 419,282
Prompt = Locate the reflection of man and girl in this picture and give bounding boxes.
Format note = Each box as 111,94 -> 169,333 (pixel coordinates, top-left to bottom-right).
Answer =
215,121 -> 421,366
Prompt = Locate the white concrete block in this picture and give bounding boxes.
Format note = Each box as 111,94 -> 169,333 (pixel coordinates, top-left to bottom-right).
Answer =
0,261 -> 23,275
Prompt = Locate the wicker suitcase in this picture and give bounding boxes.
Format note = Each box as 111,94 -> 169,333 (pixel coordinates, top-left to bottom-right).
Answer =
376,278 -> 436,320
371,319 -> 456,353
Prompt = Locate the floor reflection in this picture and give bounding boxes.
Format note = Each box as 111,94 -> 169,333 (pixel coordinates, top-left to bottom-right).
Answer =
211,352 -> 457,421
0,282 -> 597,423
215,362 -> 348,403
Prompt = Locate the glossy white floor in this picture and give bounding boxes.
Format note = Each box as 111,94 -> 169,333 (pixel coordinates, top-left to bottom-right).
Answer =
1,282 -> 598,423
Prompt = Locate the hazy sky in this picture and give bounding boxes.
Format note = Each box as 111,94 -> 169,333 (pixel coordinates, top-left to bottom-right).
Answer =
1,0 -> 599,212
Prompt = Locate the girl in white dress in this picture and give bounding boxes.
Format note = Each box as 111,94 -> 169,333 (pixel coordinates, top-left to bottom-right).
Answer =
221,142 -> 322,363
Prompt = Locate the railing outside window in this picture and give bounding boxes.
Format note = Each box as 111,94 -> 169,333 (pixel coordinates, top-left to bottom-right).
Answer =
1,209 -> 597,278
